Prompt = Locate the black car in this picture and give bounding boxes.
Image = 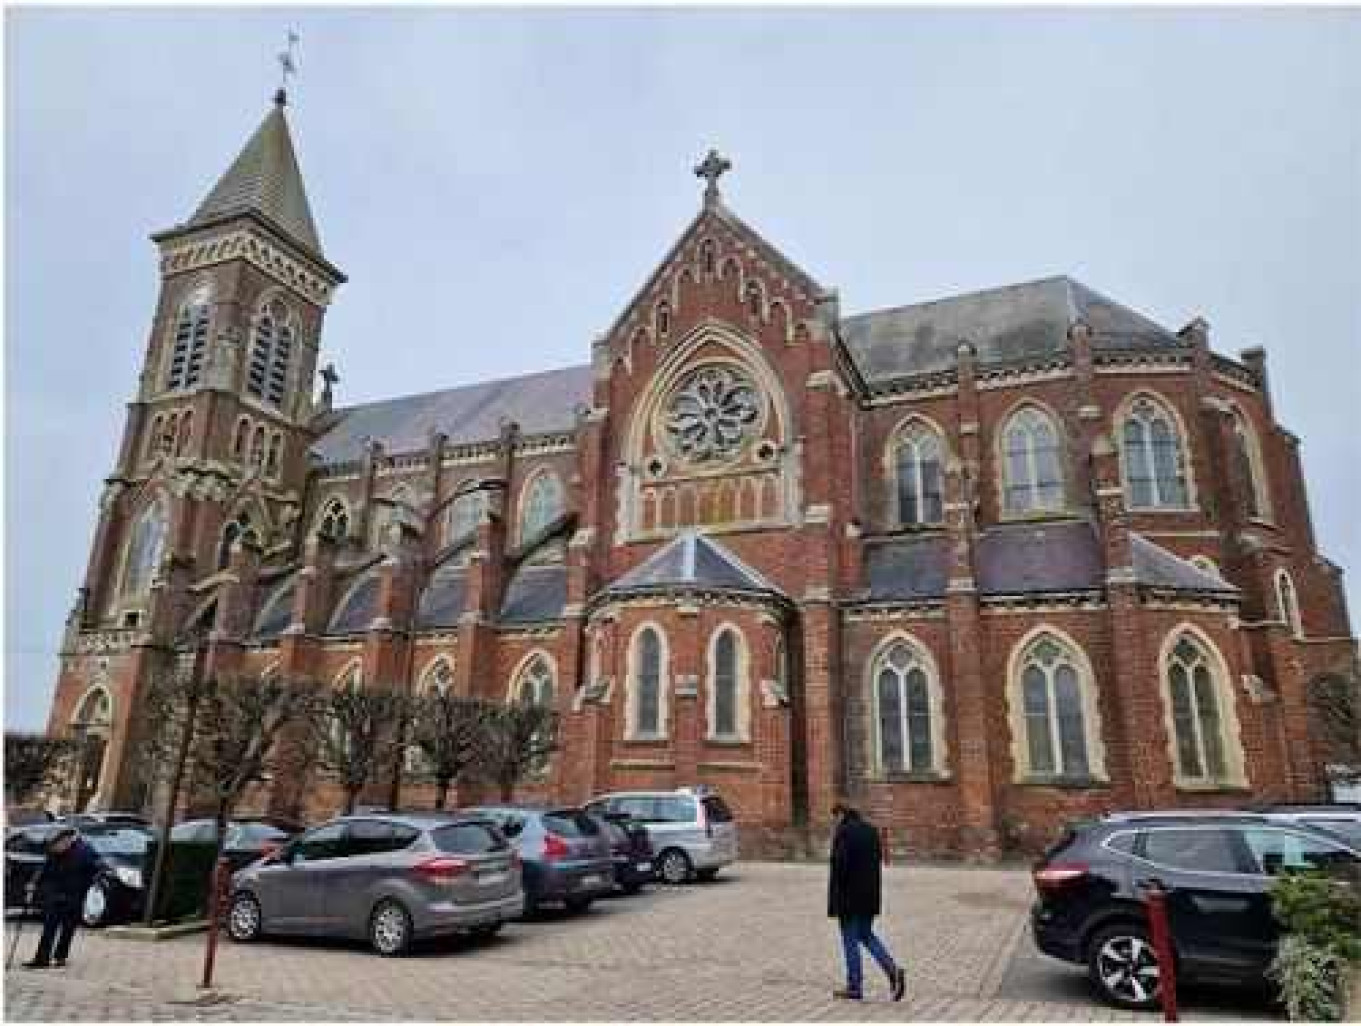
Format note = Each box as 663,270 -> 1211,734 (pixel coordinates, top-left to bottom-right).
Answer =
588,811 -> 654,894
170,819 -> 296,873
1031,812 -> 1361,1009
4,823 -> 151,927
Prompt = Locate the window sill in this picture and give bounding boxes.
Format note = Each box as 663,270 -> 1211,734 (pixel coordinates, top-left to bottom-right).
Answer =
1126,505 -> 1200,516
704,736 -> 751,747
622,736 -> 670,747
998,510 -> 1079,525
1016,775 -> 1110,790
876,770 -> 952,784
1174,779 -> 1251,794
1247,516 -> 1277,530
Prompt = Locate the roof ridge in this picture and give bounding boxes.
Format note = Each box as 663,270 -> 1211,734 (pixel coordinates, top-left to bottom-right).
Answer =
841,274 -> 1073,324
330,363 -> 592,417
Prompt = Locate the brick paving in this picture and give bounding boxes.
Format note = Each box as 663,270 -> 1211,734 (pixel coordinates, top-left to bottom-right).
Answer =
3,863 -> 1274,1021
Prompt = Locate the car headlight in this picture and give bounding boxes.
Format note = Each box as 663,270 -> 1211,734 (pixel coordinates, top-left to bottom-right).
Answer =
113,866 -> 142,889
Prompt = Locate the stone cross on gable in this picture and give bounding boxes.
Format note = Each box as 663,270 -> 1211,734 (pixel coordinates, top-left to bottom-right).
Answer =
694,148 -> 732,207
319,362 -> 339,409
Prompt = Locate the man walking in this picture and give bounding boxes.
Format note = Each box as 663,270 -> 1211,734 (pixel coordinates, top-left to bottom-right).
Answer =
828,799 -> 906,1002
23,827 -> 107,969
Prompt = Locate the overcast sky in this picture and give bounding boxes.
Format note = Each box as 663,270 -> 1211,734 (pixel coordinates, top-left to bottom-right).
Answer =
7,7 -> 1359,730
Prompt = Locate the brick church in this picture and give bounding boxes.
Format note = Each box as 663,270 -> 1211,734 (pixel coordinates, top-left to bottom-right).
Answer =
46,90 -> 1357,855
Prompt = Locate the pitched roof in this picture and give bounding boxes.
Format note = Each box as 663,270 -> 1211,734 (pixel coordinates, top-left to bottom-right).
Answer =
310,364 -> 592,465
415,564 -> 467,630
499,564 -> 568,624
605,531 -> 784,598
840,276 -> 1184,384
187,96 -> 323,256
1130,533 -> 1237,594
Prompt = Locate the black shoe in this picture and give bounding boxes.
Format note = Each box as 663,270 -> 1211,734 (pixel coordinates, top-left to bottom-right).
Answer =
52,959 -> 67,968
21,959 -> 50,970
832,988 -> 863,1001
890,966 -> 906,1002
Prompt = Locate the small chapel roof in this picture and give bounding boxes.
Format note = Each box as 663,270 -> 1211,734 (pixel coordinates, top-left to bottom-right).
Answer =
606,530 -> 785,599
840,276 -> 1183,384
184,92 -> 325,256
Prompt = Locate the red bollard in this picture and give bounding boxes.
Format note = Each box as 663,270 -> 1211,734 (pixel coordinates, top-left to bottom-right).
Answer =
880,826 -> 890,865
199,857 -> 230,990
1143,883 -> 1179,1022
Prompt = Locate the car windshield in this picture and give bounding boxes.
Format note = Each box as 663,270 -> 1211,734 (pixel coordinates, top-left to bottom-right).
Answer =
433,823 -> 507,854
85,830 -> 151,855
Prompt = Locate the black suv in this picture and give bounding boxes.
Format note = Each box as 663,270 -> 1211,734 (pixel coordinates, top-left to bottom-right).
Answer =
1031,812 -> 1360,1009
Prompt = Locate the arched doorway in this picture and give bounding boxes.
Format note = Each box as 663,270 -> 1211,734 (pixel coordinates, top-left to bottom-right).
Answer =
70,686 -> 114,811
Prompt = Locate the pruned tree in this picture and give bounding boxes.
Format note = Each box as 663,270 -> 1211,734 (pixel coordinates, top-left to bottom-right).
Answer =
408,692 -> 496,810
478,701 -> 560,802
4,732 -> 77,807
1310,668 -> 1361,786
313,683 -> 408,815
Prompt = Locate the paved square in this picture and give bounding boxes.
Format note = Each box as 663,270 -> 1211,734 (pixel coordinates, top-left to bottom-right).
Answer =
4,863 -> 1273,1021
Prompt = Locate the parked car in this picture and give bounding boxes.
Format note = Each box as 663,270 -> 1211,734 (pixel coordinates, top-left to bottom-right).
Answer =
58,811 -> 153,831
1252,803 -> 1361,848
585,787 -> 738,884
170,819 -> 296,872
227,812 -> 523,956
587,811 -> 654,894
465,806 -> 614,916
5,808 -> 54,830
1031,811 -> 1361,1009
5,823 -> 151,927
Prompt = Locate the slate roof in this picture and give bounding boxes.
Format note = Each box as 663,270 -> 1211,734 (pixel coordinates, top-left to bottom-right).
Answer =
328,572 -> 381,635
605,530 -> 785,598
253,578 -> 297,640
310,365 -> 592,465
864,522 -> 1237,602
415,564 -> 468,630
499,564 -> 569,624
188,97 -> 323,256
840,276 -> 1183,384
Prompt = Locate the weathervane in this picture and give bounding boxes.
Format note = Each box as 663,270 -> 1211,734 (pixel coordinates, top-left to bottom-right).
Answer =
694,148 -> 732,208
275,30 -> 300,104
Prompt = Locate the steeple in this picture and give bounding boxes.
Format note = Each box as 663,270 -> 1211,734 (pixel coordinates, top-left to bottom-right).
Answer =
183,91 -> 324,257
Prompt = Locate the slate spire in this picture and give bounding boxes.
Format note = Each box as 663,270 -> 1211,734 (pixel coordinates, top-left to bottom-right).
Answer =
186,90 -> 324,256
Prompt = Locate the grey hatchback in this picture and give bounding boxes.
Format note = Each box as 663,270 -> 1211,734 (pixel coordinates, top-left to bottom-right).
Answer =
465,806 -> 614,917
227,813 -> 523,956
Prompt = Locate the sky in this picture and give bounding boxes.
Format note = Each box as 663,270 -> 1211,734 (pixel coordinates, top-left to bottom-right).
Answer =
6,6 -> 1359,731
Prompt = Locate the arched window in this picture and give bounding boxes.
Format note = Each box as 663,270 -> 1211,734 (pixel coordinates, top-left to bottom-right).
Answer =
1231,408 -> 1269,519
246,298 -> 296,407
176,412 -> 194,457
1275,569 -> 1302,638
1121,396 -> 1189,509
265,433 -> 283,478
519,471 -> 564,542
1002,407 -> 1065,514
699,240 -> 717,274
328,663 -> 362,760
422,657 -> 455,696
249,425 -> 267,470
655,302 -> 672,338
1011,633 -> 1096,779
1189,555 -> 1221,577
744,280 -> 764,317
159,414 -> 178,456
164,286 -> 211,391
217,512 -> 259,570
513,655 -> 555,708
318,498 -> 350,542
708,627 -> 748,741
873,640 -> 940,775
629,626 -> 666,739
893,421 -> 945,526
146,416 -> 164,462
1165,634 -> 1233,784
122,501 -> 168,598
445,488 -> 483,546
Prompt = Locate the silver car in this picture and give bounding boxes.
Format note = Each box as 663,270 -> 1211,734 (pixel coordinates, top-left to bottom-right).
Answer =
585,787 -> 738,884
227,813 -> 523,956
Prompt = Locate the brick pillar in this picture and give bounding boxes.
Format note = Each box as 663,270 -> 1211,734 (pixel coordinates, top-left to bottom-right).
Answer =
673,604 -> 703,785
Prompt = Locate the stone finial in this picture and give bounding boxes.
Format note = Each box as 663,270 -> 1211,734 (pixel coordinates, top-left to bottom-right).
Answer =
694,148 -> 732,207
1178,317 -> 1210,346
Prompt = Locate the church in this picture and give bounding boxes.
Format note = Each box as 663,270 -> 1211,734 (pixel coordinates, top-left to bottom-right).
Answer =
46,89 -> 1358,856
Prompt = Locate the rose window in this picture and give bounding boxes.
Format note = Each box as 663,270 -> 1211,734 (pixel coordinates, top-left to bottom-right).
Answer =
664,366 -> 762,464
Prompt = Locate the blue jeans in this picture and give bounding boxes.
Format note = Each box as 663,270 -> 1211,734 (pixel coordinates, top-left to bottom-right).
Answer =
838,915 -> 898,995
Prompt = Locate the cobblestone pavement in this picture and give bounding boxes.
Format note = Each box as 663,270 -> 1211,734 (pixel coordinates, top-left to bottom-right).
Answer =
4,863 -> 1275,1021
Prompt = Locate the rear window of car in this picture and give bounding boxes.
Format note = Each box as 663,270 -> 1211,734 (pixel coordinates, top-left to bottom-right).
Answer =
701,796 -> 733,823
171,822 -> 212,843
86,829 -> 151,856
543,811 -> 601,838
235,823 -> 288,844
1139,828 -> 1242,873
432,823 -> 508,855
1104,831 -> 1137,855
347,820 -> 421,856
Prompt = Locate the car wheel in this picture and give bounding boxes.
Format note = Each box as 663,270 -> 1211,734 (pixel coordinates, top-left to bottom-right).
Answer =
81,881 -> 111,928
658,848 -> 693,885
227,892 -> 263,943
369,899 -> 414,957
564,896 -> 593,914
1087,922 -> 1163,1010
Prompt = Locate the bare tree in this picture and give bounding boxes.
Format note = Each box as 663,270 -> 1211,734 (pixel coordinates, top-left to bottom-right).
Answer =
1310,668 -> 1361,786
478,701 -> 559,802
312,684 -> 408,815
408,693 -> 496,810
4,732 -> 77,806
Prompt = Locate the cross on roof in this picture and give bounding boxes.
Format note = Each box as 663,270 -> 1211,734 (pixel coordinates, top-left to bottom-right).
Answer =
694,148 -> 732,206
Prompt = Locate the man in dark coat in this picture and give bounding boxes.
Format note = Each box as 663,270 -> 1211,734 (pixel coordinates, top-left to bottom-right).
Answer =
22,827 -> 108,969
827,800 -> 905,1001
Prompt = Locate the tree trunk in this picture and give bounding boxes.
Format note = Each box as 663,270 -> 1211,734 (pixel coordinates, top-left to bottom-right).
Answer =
344,786 -> 358,815
435,777 -> 451,811
143,693 -> 199,926
499,776 -> 514,802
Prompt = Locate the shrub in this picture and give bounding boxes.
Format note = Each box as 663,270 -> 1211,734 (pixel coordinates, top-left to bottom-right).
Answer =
1268,866 -> 1361,1021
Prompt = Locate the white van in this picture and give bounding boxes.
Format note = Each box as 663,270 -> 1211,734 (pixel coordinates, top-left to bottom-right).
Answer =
585,787 -> 738,884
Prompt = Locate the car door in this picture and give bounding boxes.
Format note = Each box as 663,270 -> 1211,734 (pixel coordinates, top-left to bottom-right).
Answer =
253,822 -> 348,932
317,820 -> 421,936
1132,826 -> 1264,982
1235,825 -> 1361,973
